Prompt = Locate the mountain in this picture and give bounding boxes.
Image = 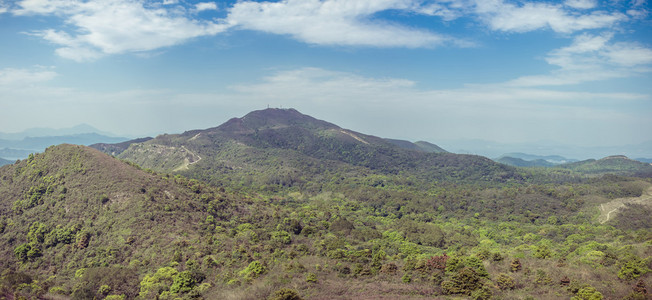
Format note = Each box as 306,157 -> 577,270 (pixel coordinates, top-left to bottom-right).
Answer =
97,108 -> 518,187
0,124 -> 118,140
0,133 -> 129,150
439,139 -> 652,161
0,148 -> 32,161
497,152 -> 577,164
559,155 -> 652,176
0,133 -> 130,160
0,158 -> 11,166
495,156 -> 556,167
635,158 -> 652,164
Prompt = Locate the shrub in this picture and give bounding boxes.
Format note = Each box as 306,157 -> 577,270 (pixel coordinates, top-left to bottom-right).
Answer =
571,286 -> 603,300
306,273 -> 317,283
618,258 -> 651,281
401,273 -> 412,283
496,273 -> 515,290
510,258 -> 522,272
169,271 -> 195,294
139,267 -> 178,299
441,267 -> 483,296
239,260 -> 266,281
268,288 -> 303,300
471,285 -> 492,300
271,231 -> 292,246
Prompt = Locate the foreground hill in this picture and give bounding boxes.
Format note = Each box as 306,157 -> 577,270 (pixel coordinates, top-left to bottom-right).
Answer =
97,108 -> 519,189
0,144 -> 243,299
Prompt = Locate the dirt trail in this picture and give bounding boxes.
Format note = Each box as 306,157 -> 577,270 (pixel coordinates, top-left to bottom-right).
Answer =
173,146 -> 202,172
598,186 -> 652,224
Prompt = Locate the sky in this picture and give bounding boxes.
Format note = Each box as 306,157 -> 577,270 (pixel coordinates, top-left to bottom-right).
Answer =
0,0 -> 651,158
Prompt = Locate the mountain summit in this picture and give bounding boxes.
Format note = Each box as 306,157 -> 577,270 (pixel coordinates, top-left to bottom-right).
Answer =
93,108 -> 517,187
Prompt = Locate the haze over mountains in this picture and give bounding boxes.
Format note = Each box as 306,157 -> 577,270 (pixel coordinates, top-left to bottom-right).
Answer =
0,124 -> 128,160
439,139 -> 652,162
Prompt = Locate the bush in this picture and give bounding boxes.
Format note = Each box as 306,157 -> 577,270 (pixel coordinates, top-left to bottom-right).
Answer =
571,286 -> 603,300
618,258 -> 651,281
239,260 -> 266,281
496,273 -> 515,290
268,288 -> 303,300
441,267 -> 483,296
510,258 -> 522,272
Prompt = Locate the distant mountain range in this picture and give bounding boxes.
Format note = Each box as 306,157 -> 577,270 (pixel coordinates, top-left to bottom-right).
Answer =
494,152 -> 652,176
439,139 -> 652,161
0,124 -> 118,140
0,125 -> 129,160
496,152 -> 578,164
635,158 -> 652,164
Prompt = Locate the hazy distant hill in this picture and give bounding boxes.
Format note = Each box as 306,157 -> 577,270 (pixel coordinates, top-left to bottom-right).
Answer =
0,133 -> 129,160
559,155 -> 652,176
498,152 -> 578,164
100,108 -> 518,187
0,124 -> 117,140
495,156 -> 556,167
635,158 -> 652,164
0,157 -> 11,166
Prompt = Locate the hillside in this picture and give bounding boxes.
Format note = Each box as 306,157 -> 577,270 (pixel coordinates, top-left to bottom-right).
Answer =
495,156 -> 556,168
98,108 -> 519,189
559,155 -> 652,176
1,145 -> 650,299
0,144 -> 243,299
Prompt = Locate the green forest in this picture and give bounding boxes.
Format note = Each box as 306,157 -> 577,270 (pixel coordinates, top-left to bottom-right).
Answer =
0,109 -> 650,300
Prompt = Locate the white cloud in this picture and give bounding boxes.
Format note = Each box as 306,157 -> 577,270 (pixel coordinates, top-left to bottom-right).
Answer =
15,0 -> 228,61
225,0 -> 463,48
474,0 -> 626,33
564,0 -> 597,9
507,32 -> 652,86
0,67 -> 57,87
195,2 -> 217,12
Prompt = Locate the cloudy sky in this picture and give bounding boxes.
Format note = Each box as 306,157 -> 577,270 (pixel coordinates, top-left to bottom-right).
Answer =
0,0 -> 651,157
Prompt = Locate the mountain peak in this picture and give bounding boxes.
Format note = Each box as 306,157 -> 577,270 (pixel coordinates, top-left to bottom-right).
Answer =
218,108 -> 338,133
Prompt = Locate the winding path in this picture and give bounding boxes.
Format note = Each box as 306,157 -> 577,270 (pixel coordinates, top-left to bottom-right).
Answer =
598,186 -> 652,224
173,146 -> 202,172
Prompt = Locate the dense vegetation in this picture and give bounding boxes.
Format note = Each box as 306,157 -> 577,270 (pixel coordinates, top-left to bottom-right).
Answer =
1,109 -> 650,300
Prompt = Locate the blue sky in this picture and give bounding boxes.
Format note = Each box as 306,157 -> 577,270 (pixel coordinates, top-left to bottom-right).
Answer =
0,0 -> 651,157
